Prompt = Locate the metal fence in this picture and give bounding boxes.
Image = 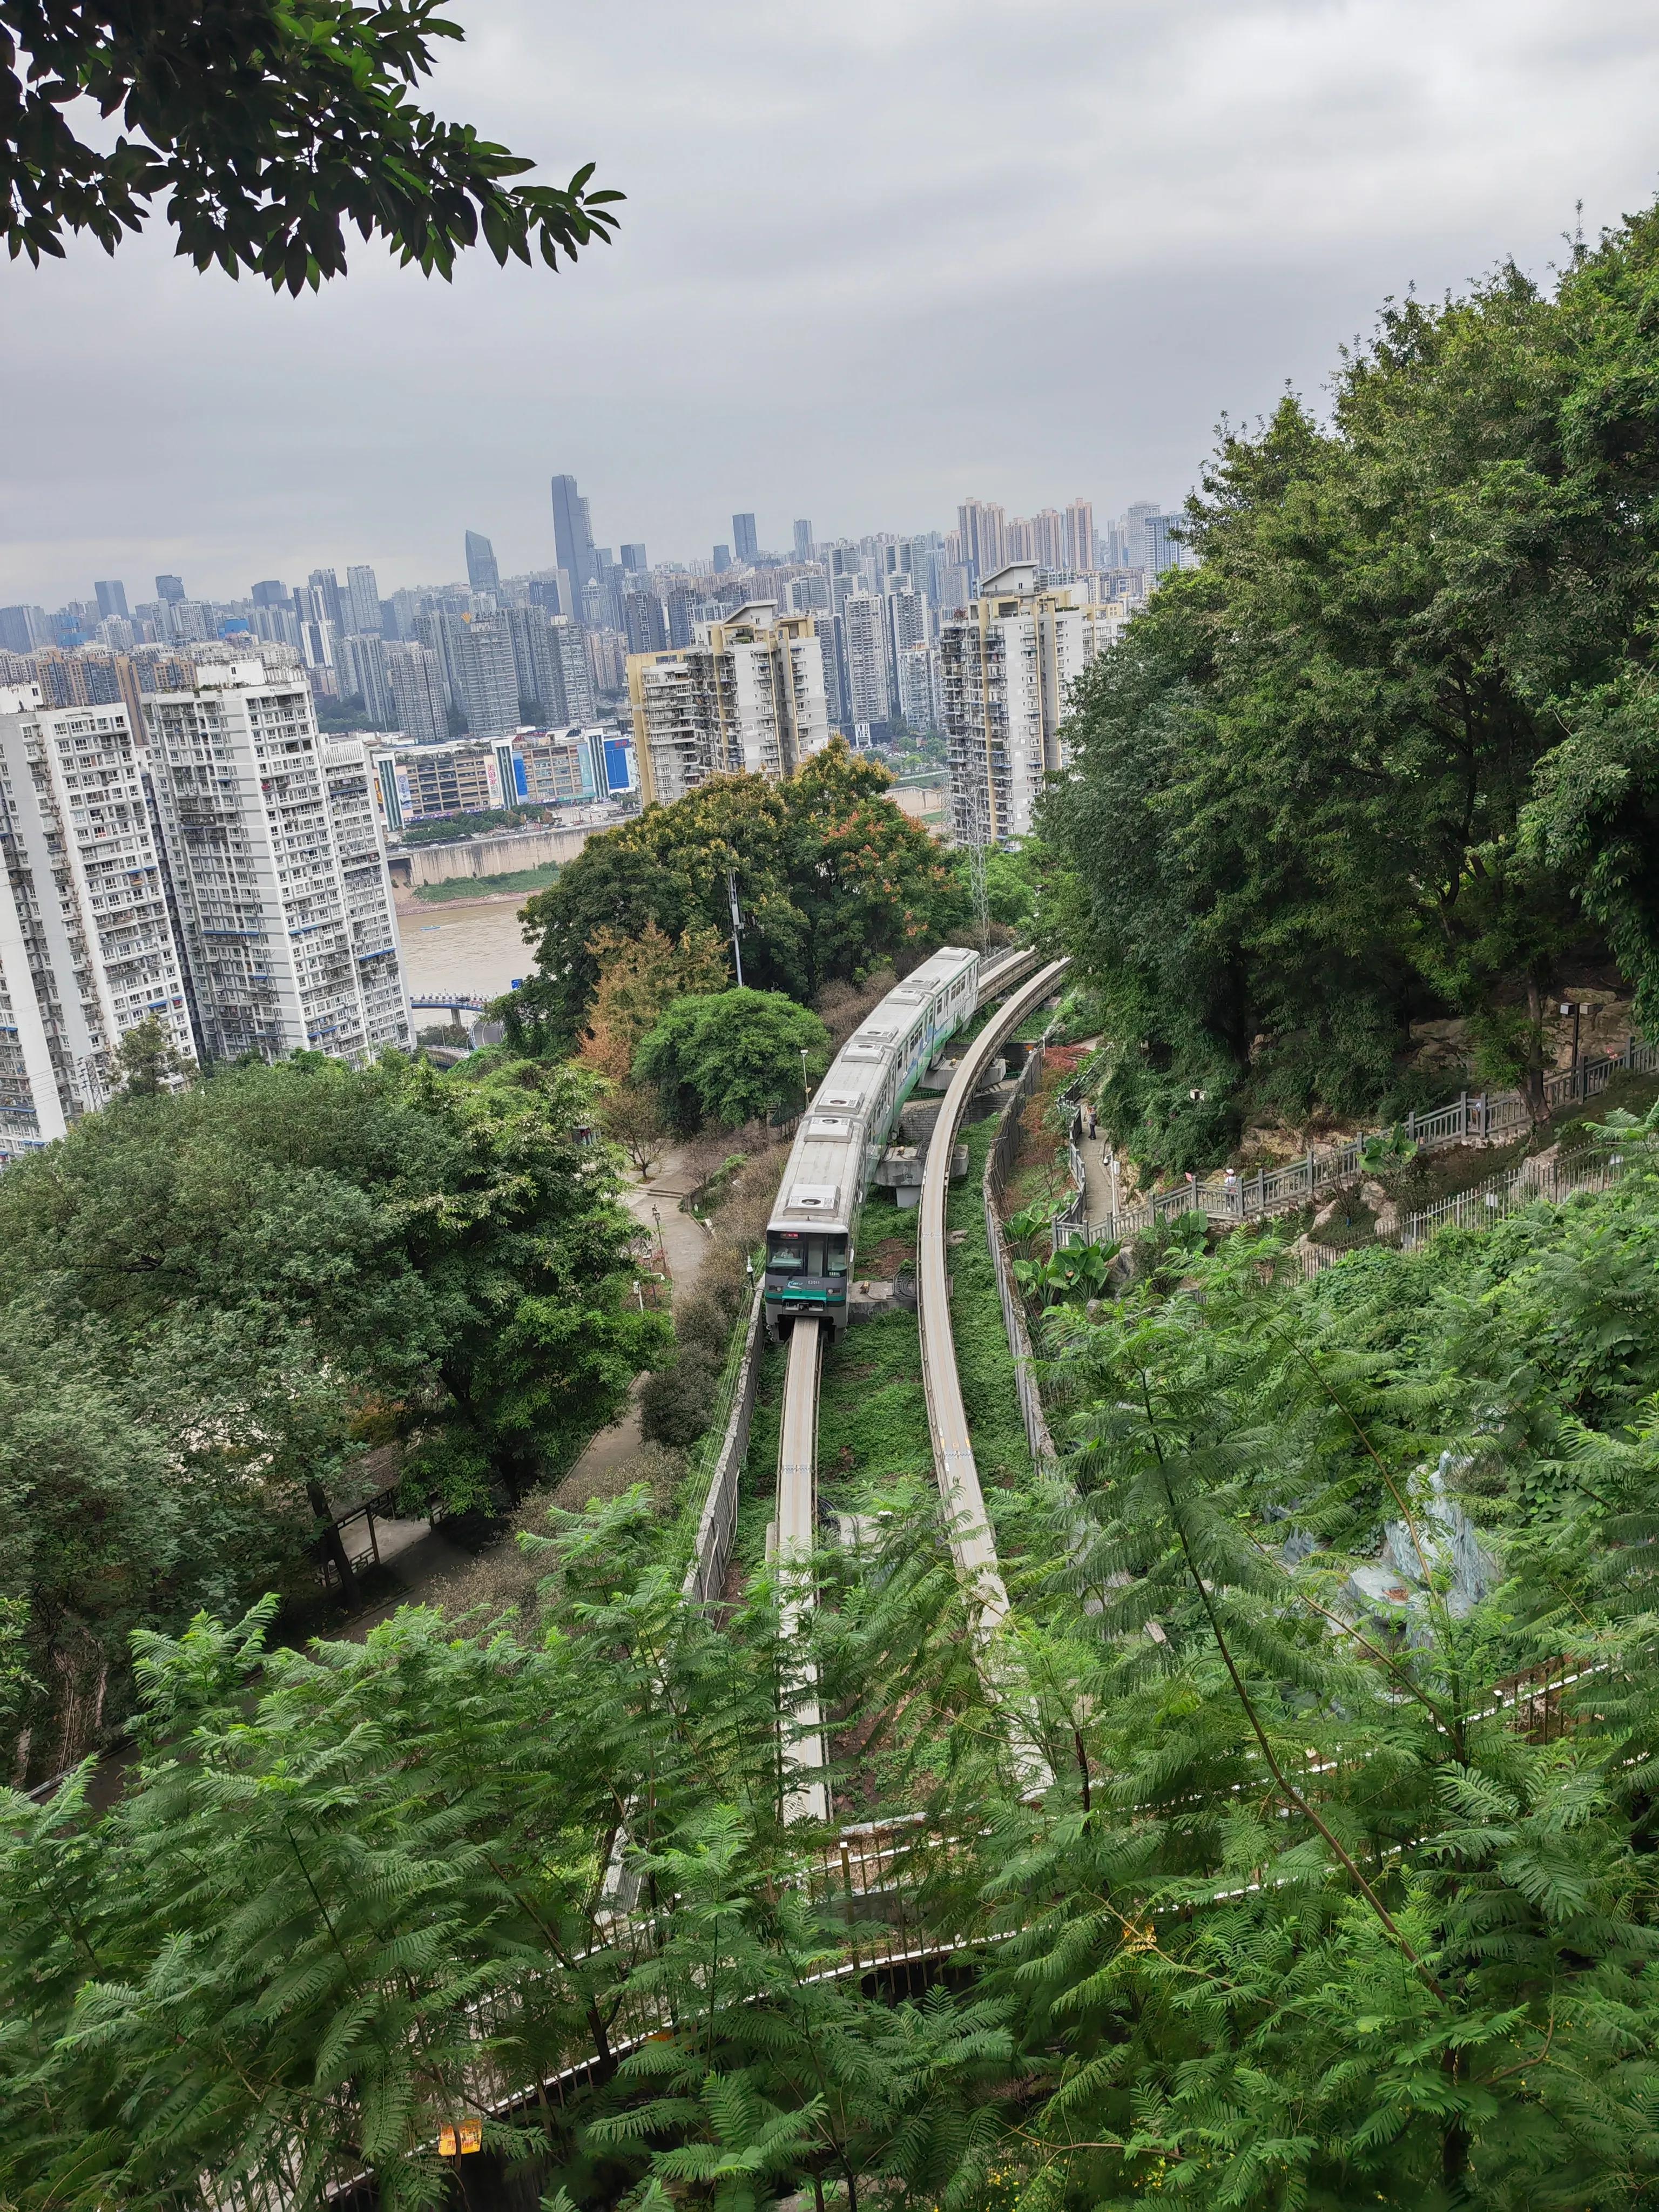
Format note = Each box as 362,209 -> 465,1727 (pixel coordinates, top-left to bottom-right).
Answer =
1057,1035 -> 1659,1252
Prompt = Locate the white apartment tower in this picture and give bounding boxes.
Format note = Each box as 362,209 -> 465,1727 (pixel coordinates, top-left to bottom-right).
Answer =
840,593 -> 892,729
940,563 -> 1130,845
141,661 -> 410,1064
628,604 -> 832,806
0,688 -> 196,1158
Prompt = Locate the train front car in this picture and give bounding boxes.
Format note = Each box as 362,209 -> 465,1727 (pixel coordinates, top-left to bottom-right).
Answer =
763,947 -> 983,1341
764,1114 -> 860,1338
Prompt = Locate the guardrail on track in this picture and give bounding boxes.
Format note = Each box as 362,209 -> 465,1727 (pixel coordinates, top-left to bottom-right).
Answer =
681,1285 -> 766,1606
983,1036 -> 1058,1469
917,957 -> 1070,1638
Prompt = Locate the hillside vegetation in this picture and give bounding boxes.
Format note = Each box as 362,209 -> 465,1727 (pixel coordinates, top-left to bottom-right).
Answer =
1041,208 -> 1659,1171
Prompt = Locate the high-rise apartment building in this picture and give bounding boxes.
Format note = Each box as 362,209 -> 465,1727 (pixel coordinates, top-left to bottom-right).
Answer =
628,604 -> 830,806
841,592 -> 892,730
345,565 -> 382,637
941,563 -> 1129,845
732,512 -> 759,566
1144,512 -> 1195,577
141,661 -> 409,1064
308,568 -> 346,632
793,519 -> 814,562
464,531 -> 501,597
251,579 -> 289,608
619,543 -> 647,573
885,586 -> 928,705
0,689 -> 197,1157
1122,503 -> 1159,574
623,589 -> 667,656
335,633 -> 397,730
1064,500 -> 1094,577
956,500 -> 1007,586
452,616 -> 520,738
94,581 -> 129,622
551,474 -> 598,602
383,642 -> 448,747
896,643 -> 942,736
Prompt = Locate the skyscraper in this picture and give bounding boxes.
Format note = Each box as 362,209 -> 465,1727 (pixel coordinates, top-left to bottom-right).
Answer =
384,641 -> 448,747
155,575 -> 185,604
1064,500 -> 1094,577
308,568 -> 345,631
732,512 -> 759,565
955,500 -> 1006,586
336,633 -> 397,729
94,580 -> 129,621
251,579 -> 289,608
142,659 -> 408,1063
619,543 -> 647,572
628,604 -> 830,806
623,589 -> 667,656
841,593 -> 892,729
453,617 -> 520,737
1144,512 -> 1193,577
1122,503 -> 1159,573
713,544 -> 732,574
941,562 -> 1127,846
793,520 -> 814,563
550,474 -> 598,599
464,531 -> 501,596
345,565 -> 382,636
0,689 -> 195,1155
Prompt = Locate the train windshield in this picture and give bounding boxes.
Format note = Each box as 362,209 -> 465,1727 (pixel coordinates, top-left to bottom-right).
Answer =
766,1233 -> 849,1276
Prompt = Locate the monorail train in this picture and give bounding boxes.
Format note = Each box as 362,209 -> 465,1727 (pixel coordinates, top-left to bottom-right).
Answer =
764,945 -> 982,1339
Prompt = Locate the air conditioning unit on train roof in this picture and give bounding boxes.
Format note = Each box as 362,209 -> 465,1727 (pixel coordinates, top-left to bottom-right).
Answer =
786,1183 -> 839,1213
806,1117 -> 854,1139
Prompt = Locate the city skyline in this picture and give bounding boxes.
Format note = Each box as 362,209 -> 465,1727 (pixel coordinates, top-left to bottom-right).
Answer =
4,2 -> 1658,603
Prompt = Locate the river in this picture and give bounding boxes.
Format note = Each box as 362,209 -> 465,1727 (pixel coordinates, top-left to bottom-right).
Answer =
395,897 -> 536,1004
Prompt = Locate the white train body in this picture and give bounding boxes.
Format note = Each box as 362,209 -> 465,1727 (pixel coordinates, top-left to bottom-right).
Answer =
764,946 -> 982,1337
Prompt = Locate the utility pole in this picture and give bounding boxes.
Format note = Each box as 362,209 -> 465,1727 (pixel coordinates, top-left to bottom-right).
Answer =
727,868 -> 745,988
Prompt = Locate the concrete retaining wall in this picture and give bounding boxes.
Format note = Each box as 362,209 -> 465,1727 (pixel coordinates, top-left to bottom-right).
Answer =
387,819 -> 613,886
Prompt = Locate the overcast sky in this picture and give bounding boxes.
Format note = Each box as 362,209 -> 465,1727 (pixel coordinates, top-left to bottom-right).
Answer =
4,0 -> 1659,608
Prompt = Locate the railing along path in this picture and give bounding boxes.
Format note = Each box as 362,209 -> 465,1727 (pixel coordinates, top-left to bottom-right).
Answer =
1055,1035 -> 1659,1252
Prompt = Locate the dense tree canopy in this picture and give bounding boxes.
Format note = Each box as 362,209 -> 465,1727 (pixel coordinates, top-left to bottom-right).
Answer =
635,987 -> 832,1131
2,0 -> 622,291
10,1153 -> 1659,2205
1042,205 -> 1659,1169
508,741 -> 968,1055
0,1049 -> 663,1779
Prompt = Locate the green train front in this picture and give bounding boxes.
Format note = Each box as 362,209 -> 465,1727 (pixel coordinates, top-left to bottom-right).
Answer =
764,948 -> 981,1339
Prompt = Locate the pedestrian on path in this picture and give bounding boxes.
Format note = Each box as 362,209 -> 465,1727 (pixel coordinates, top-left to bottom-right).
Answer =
1224,1165 -> 1239,1215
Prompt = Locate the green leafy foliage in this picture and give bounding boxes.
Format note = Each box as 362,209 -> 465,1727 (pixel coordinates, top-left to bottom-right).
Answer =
509,741 -> 968,1054
1043,203 -> 1659,1172
635,989 -> 831,1133
0,1050 -> 664,1778
1,0 -> 622,291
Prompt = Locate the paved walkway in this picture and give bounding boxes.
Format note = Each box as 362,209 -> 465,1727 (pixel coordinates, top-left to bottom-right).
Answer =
554,1144 -> 711,1505
343,1145 -> 711,1632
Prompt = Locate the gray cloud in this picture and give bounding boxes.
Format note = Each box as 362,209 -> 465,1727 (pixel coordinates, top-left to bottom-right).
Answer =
2,0 -> 1657,602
